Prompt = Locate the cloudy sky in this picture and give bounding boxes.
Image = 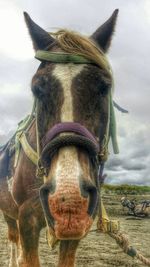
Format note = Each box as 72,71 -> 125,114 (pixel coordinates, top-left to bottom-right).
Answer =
0,0 -> 150,185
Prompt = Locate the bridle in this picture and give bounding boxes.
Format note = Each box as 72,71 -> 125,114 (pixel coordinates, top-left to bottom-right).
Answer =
14,49 -> 119,187
34,49 -> 119,184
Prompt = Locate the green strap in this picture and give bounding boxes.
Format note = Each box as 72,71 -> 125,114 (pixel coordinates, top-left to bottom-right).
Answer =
14,131 -> 38,167
19,132 -> 38,165
16,99 -> 36,133
35,50 -> 94,64
99,91 -> 119,161
14,133 -> 21,168
14,100 -> 36,168
109,93 -> 119,154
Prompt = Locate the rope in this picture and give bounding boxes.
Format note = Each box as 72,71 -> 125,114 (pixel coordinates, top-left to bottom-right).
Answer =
108,232 -> 150,266
97,200 -> 150,266
89,226 -> 150,266
136,253 -> 150,266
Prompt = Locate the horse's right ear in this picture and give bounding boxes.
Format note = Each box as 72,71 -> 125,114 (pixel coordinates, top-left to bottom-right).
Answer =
23,12 -> 54,51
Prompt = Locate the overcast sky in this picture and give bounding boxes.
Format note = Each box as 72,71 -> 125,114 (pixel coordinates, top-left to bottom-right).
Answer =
0,0 -> 150,185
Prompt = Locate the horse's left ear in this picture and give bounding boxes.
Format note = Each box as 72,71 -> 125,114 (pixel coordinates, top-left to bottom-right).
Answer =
91,9 -> 119,52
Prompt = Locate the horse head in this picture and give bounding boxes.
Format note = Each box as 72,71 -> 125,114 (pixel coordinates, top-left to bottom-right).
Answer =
24,10 -> 118,240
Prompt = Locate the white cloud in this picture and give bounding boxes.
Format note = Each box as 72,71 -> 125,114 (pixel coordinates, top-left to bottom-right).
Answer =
106,114 -> 150,185
0,0 -> 33,60
0,83 -> 33,134
144,0 -> 150,23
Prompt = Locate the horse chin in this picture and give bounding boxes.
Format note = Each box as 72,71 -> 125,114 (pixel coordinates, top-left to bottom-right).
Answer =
53,215 -> 93,240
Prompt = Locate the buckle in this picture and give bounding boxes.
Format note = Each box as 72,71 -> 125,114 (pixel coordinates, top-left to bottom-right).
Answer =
97,219 -> 120,233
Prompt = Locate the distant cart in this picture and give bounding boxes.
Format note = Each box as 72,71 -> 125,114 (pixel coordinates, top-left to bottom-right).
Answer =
121,197 -> 150,217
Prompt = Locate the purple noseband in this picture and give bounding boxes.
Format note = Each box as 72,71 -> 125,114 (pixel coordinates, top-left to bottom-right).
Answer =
42,122 -> 99,150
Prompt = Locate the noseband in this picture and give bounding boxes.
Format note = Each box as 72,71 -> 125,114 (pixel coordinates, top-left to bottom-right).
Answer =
40,122 -> 99,168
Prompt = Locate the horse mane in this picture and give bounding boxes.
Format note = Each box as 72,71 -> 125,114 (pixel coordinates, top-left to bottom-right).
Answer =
50,29 -> 113,84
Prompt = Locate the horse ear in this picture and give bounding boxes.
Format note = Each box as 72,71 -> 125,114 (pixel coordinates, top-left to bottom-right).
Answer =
91,9 -> 119,52
23,12 -> 54,51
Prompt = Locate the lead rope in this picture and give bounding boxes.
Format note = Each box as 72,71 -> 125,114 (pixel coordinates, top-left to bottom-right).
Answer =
109,232 -> 150,266
105,97 -> 150,265
97,191 -> 150,266
96,89 -> 150,266
97,164 -> 150,266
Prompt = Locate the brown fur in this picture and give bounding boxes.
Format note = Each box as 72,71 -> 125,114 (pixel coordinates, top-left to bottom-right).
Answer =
58,240 -> 79,267
31,64 -> 64,139
4,214 -> 19,243
72,64 -> 110,140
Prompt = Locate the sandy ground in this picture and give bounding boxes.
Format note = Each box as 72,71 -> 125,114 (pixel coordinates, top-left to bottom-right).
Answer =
0,195 -> 150,267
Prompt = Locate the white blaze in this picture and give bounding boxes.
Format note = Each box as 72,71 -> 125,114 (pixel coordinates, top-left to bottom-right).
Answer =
52,64 -> 84,122
52,63 -> 85,187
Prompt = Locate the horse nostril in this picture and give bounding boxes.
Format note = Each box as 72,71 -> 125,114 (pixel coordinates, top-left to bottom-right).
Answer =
39,181 -> 56,228
40,179 -> 56,195
40,184 -> 49,199
61,196 -> 65,202
80,179 -> 98,216
87,185 -> 98,216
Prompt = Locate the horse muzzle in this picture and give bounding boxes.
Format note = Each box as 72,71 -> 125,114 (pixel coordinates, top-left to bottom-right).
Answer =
39,122 -> 99,239
40,178 -> 98,240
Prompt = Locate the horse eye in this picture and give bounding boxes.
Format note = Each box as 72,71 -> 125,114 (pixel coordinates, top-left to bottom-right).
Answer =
99,80 -> 110,96
32,76 -> 48,99
32,84 -> 45,99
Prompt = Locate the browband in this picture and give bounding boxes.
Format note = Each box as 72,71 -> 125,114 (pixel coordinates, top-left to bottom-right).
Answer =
35,50 -> 94,64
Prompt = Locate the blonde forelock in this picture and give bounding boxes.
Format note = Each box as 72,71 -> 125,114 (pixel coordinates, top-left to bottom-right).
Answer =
49,29 -> 113,84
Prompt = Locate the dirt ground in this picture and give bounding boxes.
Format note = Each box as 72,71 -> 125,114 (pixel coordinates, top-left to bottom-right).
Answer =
0,195 -> 150,267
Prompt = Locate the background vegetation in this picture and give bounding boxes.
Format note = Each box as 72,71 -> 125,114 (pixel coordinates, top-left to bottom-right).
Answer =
102,184 -> 150,195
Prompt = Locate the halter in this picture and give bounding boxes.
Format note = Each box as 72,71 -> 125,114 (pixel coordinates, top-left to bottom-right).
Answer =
14,50 -> 119,183
34,50 -> 119,181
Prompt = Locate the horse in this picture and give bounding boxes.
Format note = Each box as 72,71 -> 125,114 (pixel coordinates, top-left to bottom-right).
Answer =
0,9 -> 119,267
